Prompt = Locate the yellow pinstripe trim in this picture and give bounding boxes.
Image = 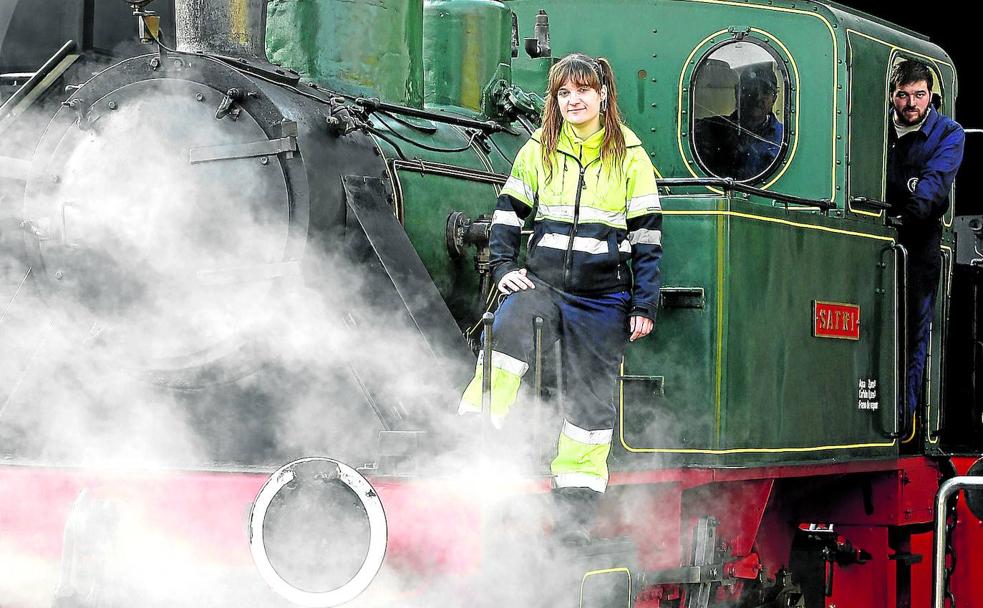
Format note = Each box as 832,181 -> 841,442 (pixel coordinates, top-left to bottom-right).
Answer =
902,411 -> 918,444
580,568 -> 631,608
652,160 -> 666,180
714,212 -> 725,442
662,210 -> 896,242
621,440 -> 897,455
679,0 -> 839,202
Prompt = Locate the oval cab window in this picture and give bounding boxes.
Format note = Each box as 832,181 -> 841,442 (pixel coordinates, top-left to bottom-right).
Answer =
691,40 -> 789,182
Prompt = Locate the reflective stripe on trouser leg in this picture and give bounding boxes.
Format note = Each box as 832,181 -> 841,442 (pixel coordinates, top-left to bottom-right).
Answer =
551,419 -> 613,492
550,289 -> 630,493
458,281 -> 559,426
459,350 -> 529,427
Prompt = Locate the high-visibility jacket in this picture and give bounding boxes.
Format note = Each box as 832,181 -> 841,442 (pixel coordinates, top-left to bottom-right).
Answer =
490,122 -> 663,319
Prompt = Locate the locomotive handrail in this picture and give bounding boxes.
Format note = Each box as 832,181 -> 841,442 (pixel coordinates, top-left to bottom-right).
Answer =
0,40 -> 78,130
655,177 -> 835,212
355,96 -> 509,134
893,243 -> 913,442
849,196 -> 893,211
933,476 -> 983,608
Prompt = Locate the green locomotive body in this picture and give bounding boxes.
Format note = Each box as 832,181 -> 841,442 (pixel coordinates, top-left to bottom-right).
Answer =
266,0 -> 958,466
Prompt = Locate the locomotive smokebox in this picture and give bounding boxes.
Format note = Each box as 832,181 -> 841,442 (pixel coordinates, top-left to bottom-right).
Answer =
175,0 -> 268,58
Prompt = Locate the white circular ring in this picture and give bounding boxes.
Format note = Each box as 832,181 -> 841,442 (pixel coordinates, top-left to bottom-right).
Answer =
249,457 -> 387,607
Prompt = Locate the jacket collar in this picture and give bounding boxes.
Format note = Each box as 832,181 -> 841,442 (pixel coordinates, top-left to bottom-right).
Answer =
892,106 -> 936,139
530,122 -> 642,152
558,122 -> 605,156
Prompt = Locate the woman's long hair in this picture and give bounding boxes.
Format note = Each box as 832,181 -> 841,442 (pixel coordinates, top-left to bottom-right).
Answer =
540,53 -> 626,181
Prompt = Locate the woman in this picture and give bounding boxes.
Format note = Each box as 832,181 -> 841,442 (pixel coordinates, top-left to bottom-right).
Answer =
459,53 -> 663,541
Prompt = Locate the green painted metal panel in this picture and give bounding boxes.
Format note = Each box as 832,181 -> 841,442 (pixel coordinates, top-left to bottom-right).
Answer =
370,120 -> 524,326
398,172 -> 498,323
267,0 -> 424,107
621,198 -> 721,456
423,0 -> 512,115
618,196 -> 898,466
719,204 -> 896,453
846,32 -> 889,207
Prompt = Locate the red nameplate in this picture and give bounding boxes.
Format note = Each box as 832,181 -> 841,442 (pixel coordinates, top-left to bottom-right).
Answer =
812,301 -> 860,340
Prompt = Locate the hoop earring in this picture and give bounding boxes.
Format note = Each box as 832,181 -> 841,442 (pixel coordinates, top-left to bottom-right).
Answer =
600,98 -> 608,113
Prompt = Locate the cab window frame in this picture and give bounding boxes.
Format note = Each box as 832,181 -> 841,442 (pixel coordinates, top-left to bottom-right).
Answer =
688,34 -> 793,185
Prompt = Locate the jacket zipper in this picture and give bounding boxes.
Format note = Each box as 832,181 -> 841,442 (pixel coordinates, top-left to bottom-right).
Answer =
531,132 -> 644,290
563,165 -> 586,288
561,148 -> 601,289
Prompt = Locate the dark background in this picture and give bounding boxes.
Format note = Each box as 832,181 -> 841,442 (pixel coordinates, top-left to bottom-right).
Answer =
838,1 -> 978,215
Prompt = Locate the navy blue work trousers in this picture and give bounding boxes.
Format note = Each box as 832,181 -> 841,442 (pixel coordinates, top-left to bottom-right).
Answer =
489,278 -> 631,432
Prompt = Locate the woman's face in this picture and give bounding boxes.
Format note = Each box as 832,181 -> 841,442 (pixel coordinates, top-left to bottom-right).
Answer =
556,77 -> 603,131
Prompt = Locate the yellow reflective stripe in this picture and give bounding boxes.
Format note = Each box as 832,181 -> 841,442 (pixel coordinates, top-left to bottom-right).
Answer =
537,233 -> 609,255
553,473 -> 607,492
459,356 -> 526,425
477,349 -> 529,376
536,203 -> 574,221
561,419 -> 613,444
628,193 -> 662,213
492,210 -> 522,228
551,426 -> 612,491
537,203 -> 627,227
628,228 -> 662,246
502,176 -> 535,205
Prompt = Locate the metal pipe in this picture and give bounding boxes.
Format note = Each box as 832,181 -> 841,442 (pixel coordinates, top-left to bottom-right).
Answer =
894,243 -> 909,439
175,0 -> 267,58
533,317 -> 544,398
936,247 -> 953,439
933,477 -> 983,608
656,177 -> 834,211
356,97 -> 507,133
481,312 -> 495,427
0,40 -> 77,122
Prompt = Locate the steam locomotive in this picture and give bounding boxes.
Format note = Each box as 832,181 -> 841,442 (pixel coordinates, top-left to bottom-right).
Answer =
1,0 -> 981,607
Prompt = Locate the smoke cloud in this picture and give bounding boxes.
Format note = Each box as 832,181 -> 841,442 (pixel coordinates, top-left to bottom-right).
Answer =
0,69 -> 598,607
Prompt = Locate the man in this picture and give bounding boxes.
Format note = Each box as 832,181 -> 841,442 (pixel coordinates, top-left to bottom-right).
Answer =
694,64 -> 784,180
886,59 -> 965,419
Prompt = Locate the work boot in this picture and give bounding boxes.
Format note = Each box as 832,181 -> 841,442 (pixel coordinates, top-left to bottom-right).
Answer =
551,487 -> 601,546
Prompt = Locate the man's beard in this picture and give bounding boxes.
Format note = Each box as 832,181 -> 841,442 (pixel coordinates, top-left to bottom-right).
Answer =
897,106 -> 926,126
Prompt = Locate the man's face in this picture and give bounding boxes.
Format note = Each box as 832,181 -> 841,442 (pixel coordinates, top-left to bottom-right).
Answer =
892,80 -> 931,126
737,81 -> 777,128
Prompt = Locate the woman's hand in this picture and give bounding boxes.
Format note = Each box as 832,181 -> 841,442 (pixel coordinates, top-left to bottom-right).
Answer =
629,315 -> 654,342
498,268 -> 536,294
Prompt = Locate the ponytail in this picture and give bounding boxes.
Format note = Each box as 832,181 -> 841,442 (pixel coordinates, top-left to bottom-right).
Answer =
596,57 -> 627,173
